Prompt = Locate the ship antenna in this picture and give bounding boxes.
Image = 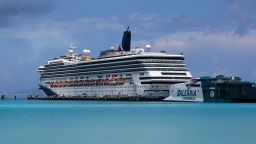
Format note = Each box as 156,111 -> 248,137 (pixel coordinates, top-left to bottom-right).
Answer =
69,42 -> 77,50
68,42 -> 77,56
165,39 -> 169,52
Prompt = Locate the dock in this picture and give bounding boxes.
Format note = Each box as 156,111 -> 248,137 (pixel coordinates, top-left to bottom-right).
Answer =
0,93 -> 39,100
27,95 -> 164,101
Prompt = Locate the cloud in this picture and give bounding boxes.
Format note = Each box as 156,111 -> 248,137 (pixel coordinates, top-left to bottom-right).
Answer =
0,0 -> 56,27
229,0 -> 256,35
129,13 -> 235,37
130,13 -> 156,21
129,9 -> 256,37
134,30 -> 256,51
0,16 -> 124,40
132,35 -> 188,51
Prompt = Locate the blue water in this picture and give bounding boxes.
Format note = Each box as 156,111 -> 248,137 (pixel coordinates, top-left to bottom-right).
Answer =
0,100 -> 256,144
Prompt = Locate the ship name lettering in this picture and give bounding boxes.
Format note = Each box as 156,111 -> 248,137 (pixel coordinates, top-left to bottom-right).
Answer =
177,90 -> 196,97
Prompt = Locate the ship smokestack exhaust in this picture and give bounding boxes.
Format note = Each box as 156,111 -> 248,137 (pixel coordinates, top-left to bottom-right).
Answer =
121,26 -> 131,51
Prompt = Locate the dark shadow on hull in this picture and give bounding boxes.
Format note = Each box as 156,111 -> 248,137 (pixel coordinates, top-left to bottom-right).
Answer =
39,84 -> 58,96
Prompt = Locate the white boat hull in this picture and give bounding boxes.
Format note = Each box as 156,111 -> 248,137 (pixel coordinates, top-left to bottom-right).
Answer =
164,82 -> 204,102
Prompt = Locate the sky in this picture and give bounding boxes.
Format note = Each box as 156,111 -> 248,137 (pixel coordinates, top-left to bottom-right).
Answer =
0,0 -> 255,92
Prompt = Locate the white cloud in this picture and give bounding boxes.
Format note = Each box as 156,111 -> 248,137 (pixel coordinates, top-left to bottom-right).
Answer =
129,13 -> 156,21
229,0 -> 256,35
0,16 -> 123,39
134,30 -> 256,52
0,0 -> 56,27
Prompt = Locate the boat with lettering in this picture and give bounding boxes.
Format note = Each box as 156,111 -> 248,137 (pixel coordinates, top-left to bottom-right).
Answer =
164,80 -> 203,102
165,75 -> 256,102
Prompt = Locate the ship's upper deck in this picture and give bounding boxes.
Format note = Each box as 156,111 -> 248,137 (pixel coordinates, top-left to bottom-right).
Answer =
45,48 -> 185,67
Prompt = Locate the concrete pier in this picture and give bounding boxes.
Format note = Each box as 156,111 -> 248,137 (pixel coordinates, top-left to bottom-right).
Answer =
27,95 -> 165,101
0,93 -> 38,100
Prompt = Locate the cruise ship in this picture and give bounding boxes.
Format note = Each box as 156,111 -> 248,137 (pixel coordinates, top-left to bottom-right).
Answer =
37,28 -> 192,100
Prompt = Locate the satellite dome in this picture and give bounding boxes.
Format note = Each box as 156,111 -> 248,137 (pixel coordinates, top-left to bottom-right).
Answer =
145,44 -> 151,48
83,49 -> 91,54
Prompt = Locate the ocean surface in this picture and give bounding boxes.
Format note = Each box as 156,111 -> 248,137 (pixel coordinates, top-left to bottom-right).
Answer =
0,100 -> 256,144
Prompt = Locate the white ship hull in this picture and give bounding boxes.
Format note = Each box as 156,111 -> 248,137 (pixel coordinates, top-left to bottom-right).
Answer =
164,81 -> 204,102
40,83 -> 170,100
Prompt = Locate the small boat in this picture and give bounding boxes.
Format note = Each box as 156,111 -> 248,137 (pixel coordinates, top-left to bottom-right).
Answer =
164,80 -> 204,102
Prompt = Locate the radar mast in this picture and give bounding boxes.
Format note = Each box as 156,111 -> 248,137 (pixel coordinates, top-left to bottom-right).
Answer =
68,42 -> 77,57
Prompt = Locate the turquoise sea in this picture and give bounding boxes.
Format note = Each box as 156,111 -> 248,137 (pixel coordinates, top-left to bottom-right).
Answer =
0,100 -> 256,144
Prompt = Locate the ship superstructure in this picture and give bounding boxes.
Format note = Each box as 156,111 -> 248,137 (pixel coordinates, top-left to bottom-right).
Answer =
37,28 -> 192,100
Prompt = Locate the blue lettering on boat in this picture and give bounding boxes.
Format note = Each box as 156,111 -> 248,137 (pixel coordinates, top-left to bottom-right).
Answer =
177,90 -> 197,96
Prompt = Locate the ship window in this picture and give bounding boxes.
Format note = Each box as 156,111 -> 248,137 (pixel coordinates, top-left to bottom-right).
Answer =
140,73 -> 144,76
126,73 -> 132,77
186,84 -> 200,87
162,72 -> 187,76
